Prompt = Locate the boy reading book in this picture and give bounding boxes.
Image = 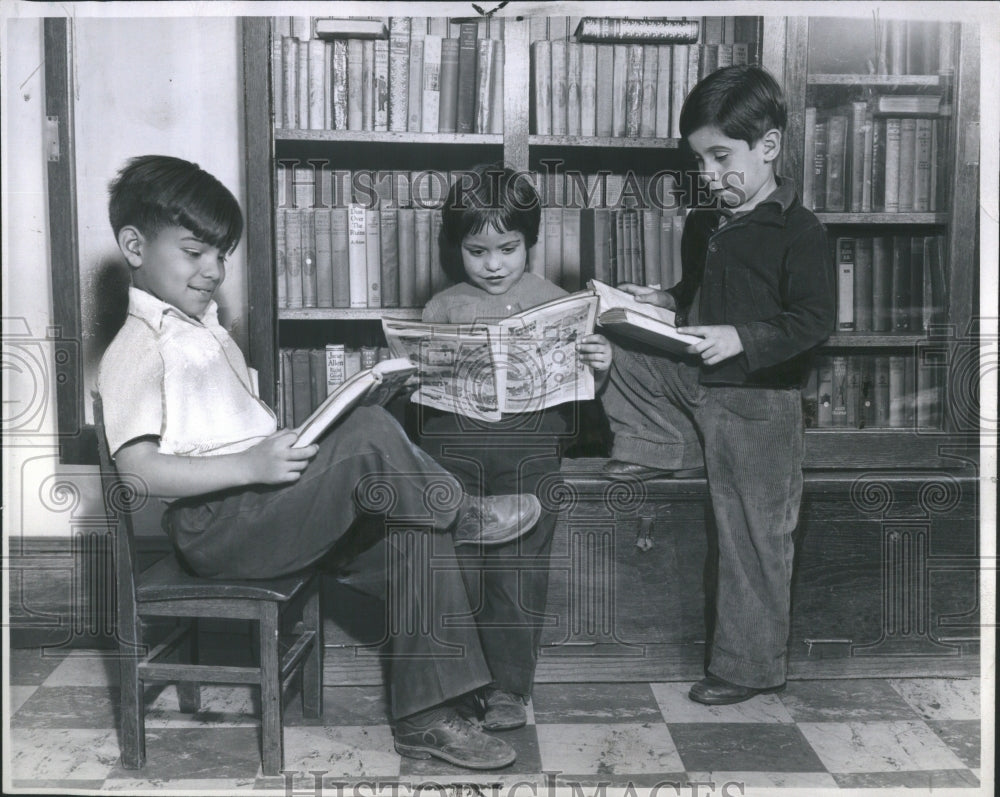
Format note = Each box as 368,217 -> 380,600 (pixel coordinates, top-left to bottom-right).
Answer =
416,163 -> 612,730
601,67 -> 836,704
96,155 -> 545,769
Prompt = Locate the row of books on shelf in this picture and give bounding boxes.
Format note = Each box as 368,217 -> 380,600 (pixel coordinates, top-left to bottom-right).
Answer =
272,16 -> 503,134
276,204 -> 685,310
834,234 -> 946,334
531,40 -> 753,138
805,353 -> 945,430
279,344 -> 394,429
804,103 -> 948,213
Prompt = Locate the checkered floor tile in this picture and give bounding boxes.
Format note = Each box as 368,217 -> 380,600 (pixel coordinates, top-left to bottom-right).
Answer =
4,645 -> 986,794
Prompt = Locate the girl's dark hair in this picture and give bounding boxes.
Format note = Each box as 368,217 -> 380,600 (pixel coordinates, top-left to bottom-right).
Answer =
439,163 -> 541,282
108,155 -> 243,253
679,65 -> 787,148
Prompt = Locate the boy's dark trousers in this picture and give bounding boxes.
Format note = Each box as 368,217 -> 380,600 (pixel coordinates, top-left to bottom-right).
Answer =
603,344 -> 804,688
418,407 -> 565,698
163,406 -> 492,720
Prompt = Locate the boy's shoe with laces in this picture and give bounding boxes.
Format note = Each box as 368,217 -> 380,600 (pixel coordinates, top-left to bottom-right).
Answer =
393,707 -> 516,769
453,494 -> 541,547
481,686 -> 527,730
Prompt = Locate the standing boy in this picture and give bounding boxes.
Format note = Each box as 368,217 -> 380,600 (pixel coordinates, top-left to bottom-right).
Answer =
601,66 -> 836,703
97,155 -> 544,768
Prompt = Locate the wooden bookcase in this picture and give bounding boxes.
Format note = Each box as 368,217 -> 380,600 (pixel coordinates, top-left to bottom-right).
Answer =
241,14 -> 980,682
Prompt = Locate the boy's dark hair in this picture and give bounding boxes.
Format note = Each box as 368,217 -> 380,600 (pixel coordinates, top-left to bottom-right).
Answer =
679,65 -> 787,148
108,155 -> 244,253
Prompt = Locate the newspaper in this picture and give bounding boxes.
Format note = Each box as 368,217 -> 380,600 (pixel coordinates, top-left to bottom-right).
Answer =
382,292 -> 599,421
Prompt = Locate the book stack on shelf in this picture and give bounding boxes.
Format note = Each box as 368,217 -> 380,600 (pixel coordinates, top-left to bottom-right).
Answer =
273,15 -> 504,134
804,352 -> 945,431
275,164 -> 455,311
279,343 -> 396,428
530,15 -> 759,139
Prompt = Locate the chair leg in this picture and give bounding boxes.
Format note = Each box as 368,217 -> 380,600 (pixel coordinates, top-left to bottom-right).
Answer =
118,626 -> 146,769
177,618 -> 201,714
258,602 -> 283,776
301,578 -> 323,719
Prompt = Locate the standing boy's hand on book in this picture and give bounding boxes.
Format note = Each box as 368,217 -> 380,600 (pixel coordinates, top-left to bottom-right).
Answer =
616,283 -> 676,310
679,324 -> 744,366
577,333 -> 613,371
246,430 -> 318,484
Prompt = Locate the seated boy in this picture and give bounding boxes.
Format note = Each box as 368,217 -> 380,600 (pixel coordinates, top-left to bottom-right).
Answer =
97,154 -> 544,769
601,67 -> 836,704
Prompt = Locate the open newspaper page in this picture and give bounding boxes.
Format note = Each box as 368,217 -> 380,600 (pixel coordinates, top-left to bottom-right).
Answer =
382,291 -> 598,420
496,292 -> 599,413
382,321 -> 502,421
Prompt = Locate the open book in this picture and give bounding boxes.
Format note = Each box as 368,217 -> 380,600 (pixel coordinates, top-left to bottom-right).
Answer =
292,357 -> 416,447
382,292 -> 599,422
590,279 -> 704,355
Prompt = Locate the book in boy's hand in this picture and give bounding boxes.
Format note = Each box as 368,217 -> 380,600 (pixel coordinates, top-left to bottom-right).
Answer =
589,279 -> 703,355
291,357 -> 416,448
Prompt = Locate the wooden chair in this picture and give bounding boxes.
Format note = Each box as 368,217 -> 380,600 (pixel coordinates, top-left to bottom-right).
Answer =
93,394 -> 322,775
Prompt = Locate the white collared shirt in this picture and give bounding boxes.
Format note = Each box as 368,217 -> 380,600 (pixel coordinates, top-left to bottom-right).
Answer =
97,287 -> 278,457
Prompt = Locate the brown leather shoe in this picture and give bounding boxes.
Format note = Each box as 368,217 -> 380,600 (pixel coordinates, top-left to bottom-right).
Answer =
394,708 -> 516,769
688,675 -> 786,705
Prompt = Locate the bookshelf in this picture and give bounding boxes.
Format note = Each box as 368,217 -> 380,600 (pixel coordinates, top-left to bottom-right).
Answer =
243,13 -> 979,469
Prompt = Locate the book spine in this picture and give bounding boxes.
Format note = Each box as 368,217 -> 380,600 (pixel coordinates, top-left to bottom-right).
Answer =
275,208 -> 287,308
816,356 -> 833,427
345,39 -> 363,131
272,26 -> 285,130
853,236 -> 873,332
836,237 -> 856,331
309,348 -> 327,412
883,118 -> 902,212
297,38 -> 310,132
824,114 -> 847,212
282,37 -> 299,128
626,210 -> 642,284
388,17 -> 411,132
922,234 -> 945,331
641,209 -> 661,286
360,345 -> 379,371
475,38 -> 496,134
345,349 -> 362,379
891,235 -> 911,332
543,206 -> 563,286
550,40 -> 568,136
291,348 -> 312,427
670,44 -> 688,139
414,209 -> 433,305
830,355 -> 849,427
611,45 -> 628,138
871,116 -> 886,211
732,41 -> 749,66
421,35 -> 442,133
365,208 -> 381,307
362,40 -> 375,131
908,236 -> 924,333
325,343 -> 347,393
595,45 -> 614,137
379,208 -> 399,308
811,117 -> 828,212
903,355 -> 917,428
430,211 -> 448,296
859,356 -> 877,428
871,236 -> 892,332
861,107 -> 875,212
396,207 -> 416,306
407,37 -> 424,132
912,117 -> 933,212
332,40 -> 348,130
373,39 -> 389,131
639,45 -> 658,138
438,38 -> 459,133
456,22 -> 478,133
845,357 -> 861,428
348,204 -> 368,308
849,101 -> 867,212
897,117 -> 916,211
624,45 -> 643,138
580,43 -> 598,137
285,208 -> 304,309
330,207 -> 350,308
654,44 -> 671,138
490,42 -> 504,135
873,355 -> 891,426
562,207 -> 582,292
802,107 -> 817,210
314,208 -> 333,308
307,39 -> 326,130
532,40 -> 552,135
566,42 -> 582,137
716,43 -> 733,69
575,18 -> 700,43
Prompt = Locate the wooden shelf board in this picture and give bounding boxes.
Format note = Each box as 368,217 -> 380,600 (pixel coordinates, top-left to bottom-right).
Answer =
808,74 -> 942,87
279,308 -> 423,321
816,213 -> 947,224
529,135 -> 680,149
274,129 -> 502,145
